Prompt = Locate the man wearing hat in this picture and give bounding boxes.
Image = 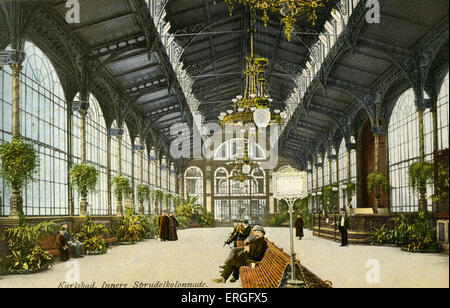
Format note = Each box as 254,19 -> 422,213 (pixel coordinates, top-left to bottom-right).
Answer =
61,222 -> 84,258
54,226 -> 70,261
214,226 -> 268,284
337,208 -> 349,247
238,220 -> 251,241
224,220 -> 242,247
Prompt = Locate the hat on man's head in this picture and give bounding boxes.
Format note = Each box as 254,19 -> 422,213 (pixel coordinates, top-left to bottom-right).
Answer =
58,226 -> 65,231
243,220 -> 249,224
252,221 -> 261,227
253,226 -> 265,235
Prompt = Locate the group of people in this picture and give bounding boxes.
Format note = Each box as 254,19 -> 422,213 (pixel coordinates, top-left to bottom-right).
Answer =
54,222 -> 84,261
214,220 -> 268,284
157,212 -> 178,241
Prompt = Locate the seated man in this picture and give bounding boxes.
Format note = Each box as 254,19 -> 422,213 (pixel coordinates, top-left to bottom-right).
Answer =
62,222 -> 84,258
214,226 -> 268,284
238,220 -> 251,241
54,226 -> 70,261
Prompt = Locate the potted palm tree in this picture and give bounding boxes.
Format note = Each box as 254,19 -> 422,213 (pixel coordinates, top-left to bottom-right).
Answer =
409,161 -> 434,212
69,162 -> 99,216
367,172 -> 390,210
0,137 -> 39,217
111,176 -> 131,216
151,189 -> 164,214
136,184 -> 151,215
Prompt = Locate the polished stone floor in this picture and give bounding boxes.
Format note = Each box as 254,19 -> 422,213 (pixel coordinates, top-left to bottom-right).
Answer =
0,228 -> 448,288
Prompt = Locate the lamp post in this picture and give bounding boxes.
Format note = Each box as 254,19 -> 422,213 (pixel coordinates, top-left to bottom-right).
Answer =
273,166 -> 307,288
311,192 -> 317,229
317,191 -> 322,239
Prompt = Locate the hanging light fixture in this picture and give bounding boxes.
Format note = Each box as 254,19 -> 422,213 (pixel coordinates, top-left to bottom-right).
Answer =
253,108 -> 272,128
221,0 -> 328,41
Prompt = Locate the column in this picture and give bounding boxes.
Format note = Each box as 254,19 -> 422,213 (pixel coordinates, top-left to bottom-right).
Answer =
5,50 -> 25,218
117,134 -> 123,216
416,101 -> 427,212
107,135 -> 112,216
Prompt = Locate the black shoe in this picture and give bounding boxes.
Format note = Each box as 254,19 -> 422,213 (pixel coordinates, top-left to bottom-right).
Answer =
230,277 -> 237,283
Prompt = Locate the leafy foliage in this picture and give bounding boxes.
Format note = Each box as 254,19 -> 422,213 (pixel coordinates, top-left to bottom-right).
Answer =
76,216 -> 110,253
111,176 -> 131,202
69,163 -> 99,196
1,215 -> 56,272
136,184 -> 151,203
408,161 -> 434,193
345,182 -> 356,196
370,211 -> 440,252
115,211 -> 144,243
367,172 -> 390,198
321,185 -> 339,214
269,196 -> 312,228
432,160 -> 449,210
0,137 -> 39,190
137,215 -> 159,238
174,194 -> 214,227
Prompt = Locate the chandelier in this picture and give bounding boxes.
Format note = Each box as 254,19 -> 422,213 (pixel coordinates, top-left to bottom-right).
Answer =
218,26 -> 283,129
227,132 -> 260,182
223,0 -> 328,41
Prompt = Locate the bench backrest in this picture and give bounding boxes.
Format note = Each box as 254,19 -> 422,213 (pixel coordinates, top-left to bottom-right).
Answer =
38,235 -> 57,250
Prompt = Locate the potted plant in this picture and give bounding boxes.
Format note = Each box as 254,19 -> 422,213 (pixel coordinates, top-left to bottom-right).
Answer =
151,189 -> 164,214
69,162 -> 99,216
111,176 -> 131,216
164,192 -> 173,211
76,216 -> 110,255
0,137 -> 39,217
136,184 -> 151,215
367,172 -> 390,210
432,160 -> 449,212
115,210 -> 144,244
1,215 -> 56,273
409,161 -> 434,212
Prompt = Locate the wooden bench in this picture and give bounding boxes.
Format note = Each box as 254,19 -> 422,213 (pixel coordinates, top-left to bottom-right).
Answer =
37,235 -> 61,258
105,237 -> 118,246
239,240 -> 332,288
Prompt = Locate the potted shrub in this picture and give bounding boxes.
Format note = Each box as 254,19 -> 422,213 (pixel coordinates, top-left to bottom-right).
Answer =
111,176 -> 131,216
76,216 -> 110,255
432,160 -> 449,212
367,172 -> 390,210
0,137 -> 39,217
1,215 -> 56,273
151,189 -> 164,214
409,161 -> 434,212
136,184 -> 150,215
69,163 -> 99,216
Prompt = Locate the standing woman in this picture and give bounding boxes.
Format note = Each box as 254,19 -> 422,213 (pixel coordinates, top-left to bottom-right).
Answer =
168,212 -> 178,241
295,214 -> 304,240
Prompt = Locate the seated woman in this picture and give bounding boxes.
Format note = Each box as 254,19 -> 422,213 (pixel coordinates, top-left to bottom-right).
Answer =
54,226 -> 70,261
214,226 -> 268,284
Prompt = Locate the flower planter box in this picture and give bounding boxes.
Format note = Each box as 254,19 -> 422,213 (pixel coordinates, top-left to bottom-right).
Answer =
6,265 -> 51,275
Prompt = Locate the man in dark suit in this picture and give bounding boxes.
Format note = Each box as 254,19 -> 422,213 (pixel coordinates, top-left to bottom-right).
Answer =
338,208 -> 349,246
214,226 -> 268,284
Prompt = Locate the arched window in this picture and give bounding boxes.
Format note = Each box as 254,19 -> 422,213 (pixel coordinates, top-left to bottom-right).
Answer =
437,73 -> 449,150
71,94 -> 108,215
214,139 -> 266,161
184,166 -> 203,206
1,41 -> 68,216
251,168 -> 266,196
388,88 -> 433,212
214,168 -> 228,196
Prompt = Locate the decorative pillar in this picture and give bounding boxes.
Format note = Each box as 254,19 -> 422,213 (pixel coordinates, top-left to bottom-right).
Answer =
131,148 -> 135,211
3,50 -> 25,218
107,135 -> 112,216
416,99 -> 428,212
346,146 -> 352,208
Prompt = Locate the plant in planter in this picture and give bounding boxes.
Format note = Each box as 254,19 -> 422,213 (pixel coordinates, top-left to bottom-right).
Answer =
137,215 -> 158,239
367,172 -> 390,209
76,216 -> 110,254
321,185 -> 339,215
0,137 -> 39,217
136,184 -> 151,214
115,211 -> 144,244
409,161 -> 434,211
164,192 -> 173,211
111,176 -> 131,216
69,163 -> 99,216
1,215 -> 56,273
151,189 -> 164,214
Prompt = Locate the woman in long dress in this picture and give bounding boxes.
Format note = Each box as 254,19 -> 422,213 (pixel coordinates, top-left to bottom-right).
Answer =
167,212 -> 178,241
295,214 -> 304,240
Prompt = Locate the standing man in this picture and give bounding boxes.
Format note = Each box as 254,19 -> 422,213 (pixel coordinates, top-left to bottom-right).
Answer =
167,212 -> 178,241
295,214 -> 304,240
338,208 -> 349,246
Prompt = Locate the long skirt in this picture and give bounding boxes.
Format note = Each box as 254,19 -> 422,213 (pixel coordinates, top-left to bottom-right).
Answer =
296,227 -> 304,238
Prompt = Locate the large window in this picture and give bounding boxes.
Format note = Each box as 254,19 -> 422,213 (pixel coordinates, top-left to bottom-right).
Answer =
437,73 -> 449,150
72,94 -> 108,216
388,88 -> 433,212
184,166 -> 203,206
1,42 -> 68,216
